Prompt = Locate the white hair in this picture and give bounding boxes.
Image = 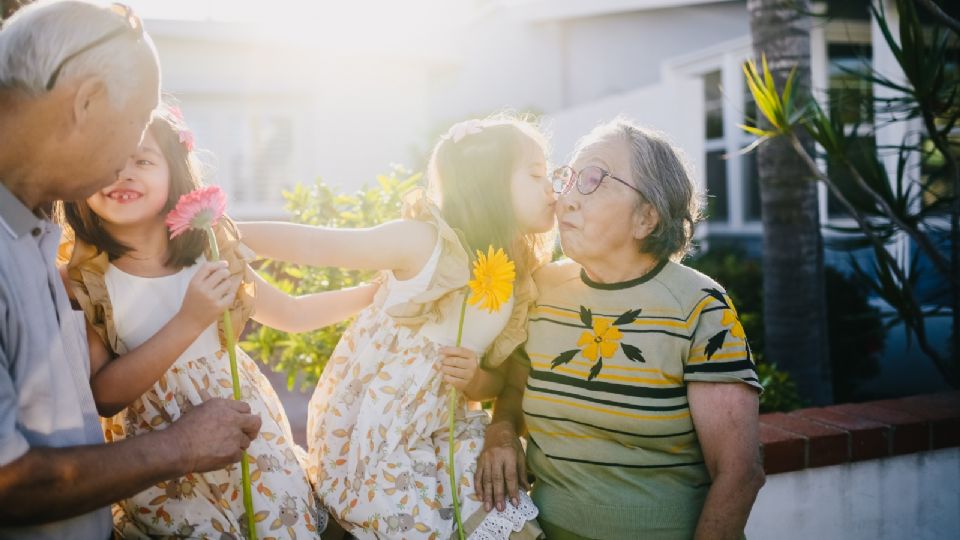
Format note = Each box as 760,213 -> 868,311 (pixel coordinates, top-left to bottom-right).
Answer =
0,0 -> 159,106
573,117 -> 703,261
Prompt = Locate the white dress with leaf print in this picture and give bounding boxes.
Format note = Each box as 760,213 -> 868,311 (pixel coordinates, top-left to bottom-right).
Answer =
307,231 -> 543,540
98,261 -> 326,539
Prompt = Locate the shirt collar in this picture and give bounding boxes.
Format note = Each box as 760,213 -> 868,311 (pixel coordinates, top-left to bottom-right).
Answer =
0,181 -> 45,239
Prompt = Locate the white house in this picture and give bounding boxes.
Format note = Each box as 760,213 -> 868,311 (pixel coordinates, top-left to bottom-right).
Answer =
148,0 -> 926,258
144,0 -> 955,398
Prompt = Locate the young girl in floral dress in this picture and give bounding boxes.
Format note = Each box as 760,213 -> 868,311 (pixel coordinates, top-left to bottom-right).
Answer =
58,104 -> 377,538
238,117 -> 556,539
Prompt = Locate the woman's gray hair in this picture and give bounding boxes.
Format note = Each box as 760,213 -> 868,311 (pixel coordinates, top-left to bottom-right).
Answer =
574,117 -> 703,261
0,0 -> 158,106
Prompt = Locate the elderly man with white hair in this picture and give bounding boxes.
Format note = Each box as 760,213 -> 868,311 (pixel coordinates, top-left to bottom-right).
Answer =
0,2 -> 262,538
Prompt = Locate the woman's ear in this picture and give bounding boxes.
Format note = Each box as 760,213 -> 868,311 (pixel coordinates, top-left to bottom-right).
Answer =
632,201 -> 660,241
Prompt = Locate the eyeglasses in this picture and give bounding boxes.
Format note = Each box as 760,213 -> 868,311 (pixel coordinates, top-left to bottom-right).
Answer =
551,165 -> 643,196
45,3 -> 143,91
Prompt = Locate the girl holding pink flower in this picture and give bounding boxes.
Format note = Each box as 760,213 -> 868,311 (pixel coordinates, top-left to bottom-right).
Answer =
56,103 -> 377,538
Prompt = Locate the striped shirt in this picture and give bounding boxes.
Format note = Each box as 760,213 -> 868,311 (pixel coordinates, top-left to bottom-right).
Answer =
521,258 -> 761,539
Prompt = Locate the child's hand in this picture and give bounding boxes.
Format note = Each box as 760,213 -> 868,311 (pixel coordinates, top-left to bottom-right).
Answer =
438,346 -> 480,392
179,261 -> 239,329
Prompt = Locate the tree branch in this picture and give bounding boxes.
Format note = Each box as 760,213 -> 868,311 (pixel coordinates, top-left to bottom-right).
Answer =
914,0 -> 960,36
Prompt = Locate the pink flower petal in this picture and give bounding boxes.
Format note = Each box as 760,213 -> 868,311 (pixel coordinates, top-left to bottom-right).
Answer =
165,186 -> 227,239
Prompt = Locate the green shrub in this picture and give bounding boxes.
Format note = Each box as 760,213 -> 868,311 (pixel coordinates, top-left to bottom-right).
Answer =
240,167 -> 419,390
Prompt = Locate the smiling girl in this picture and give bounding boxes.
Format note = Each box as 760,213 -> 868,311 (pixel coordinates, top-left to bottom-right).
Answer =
57,103 -> 377,538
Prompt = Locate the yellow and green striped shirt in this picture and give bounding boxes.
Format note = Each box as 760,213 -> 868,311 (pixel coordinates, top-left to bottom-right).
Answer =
521,258 -> 761,539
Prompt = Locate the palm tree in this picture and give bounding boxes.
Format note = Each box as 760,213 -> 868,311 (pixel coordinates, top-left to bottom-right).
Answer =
747,0 -> 832,404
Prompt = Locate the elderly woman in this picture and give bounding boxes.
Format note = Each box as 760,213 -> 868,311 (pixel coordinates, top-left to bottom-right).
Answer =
476,119 -> 764,539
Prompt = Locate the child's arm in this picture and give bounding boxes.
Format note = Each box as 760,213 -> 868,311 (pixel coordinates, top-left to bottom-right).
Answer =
237,220 -> 437,280
438,346 -> 506,402
88,262 -> 238,417
250,271 -> 380,334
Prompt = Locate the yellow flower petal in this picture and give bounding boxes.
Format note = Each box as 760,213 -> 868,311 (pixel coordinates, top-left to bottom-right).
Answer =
582,343 -> 599,361
599,340 -> 618,359
592,318 -> 612,337
576,331 -> 594,348
466,246 -> 516,313
605,325 -> 623,342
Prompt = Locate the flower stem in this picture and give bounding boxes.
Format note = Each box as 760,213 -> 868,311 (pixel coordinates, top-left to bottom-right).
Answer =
207,229 -> 257,540
448,290 -> 469,540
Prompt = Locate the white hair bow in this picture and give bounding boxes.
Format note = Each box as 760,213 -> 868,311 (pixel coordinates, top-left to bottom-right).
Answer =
447,119 -> 484,143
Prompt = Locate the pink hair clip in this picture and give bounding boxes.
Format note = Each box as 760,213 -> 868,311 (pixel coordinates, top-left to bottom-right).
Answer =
447,119 -> 484,144
167,106 -> 195,151
178,128 -> 195,152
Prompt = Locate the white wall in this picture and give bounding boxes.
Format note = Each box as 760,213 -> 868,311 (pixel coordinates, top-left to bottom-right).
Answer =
425,9 -> 565,124
544,78 -> 704,180
559,2 -> 748,107
142,2 -> 750,218
148,21 -> 440,217
746,448 -> 960,539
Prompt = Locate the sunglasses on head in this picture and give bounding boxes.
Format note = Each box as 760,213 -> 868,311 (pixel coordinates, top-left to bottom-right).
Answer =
45,3 -> 143,91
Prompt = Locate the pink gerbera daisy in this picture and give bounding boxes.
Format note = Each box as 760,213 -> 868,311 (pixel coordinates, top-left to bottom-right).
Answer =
165,185 -> 227,239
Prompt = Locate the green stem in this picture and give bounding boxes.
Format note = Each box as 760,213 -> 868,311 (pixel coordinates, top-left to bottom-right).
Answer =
449,290 -> 469,540
207,229 -> 257,540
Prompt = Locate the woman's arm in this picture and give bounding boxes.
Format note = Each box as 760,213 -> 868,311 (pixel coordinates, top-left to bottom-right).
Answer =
89,262 -> 237,417
475,350 -> 531,512
238,220 -> 437,280
251,271 -> 379,334
688,382 -> 765,540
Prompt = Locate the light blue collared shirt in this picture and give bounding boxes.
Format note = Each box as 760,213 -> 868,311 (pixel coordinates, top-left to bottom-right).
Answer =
0,182 -> 111,539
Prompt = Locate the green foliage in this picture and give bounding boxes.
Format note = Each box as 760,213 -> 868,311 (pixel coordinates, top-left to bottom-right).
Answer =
688,248 -> 765,355
688,248 -> 801,412
741,0 -> 960,386
689,247 -> 886,411
240,167 -> 421,390
756,362 -> 803,414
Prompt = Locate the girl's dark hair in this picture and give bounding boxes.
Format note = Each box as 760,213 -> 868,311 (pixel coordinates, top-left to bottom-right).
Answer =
56,103 -> 206,268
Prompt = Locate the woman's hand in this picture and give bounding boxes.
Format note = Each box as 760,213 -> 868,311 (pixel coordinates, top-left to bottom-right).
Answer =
178,261 -> 237,330
438,346 -> 480,393
474,420 -> 529,512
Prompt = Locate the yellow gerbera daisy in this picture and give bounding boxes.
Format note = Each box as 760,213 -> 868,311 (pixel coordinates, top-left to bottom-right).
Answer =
467,246 -> 516,313
576,317 -> 623,361
721,303 -> 746,340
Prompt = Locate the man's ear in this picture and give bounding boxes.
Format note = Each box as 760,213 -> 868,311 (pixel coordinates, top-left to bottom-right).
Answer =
72,76 -> 107,127
633,201 -> 660,241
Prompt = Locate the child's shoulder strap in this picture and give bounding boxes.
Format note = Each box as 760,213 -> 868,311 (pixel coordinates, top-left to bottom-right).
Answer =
63,237 -> 128,355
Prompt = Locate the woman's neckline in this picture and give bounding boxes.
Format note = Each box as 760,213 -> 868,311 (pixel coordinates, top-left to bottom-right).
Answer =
579,258 -> 669,290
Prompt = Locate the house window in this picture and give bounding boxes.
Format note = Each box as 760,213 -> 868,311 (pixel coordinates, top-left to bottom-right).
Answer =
703,64 -> 762,227
236,114 -> 295,204
826,42 -> 875,219
742,151 -> 761,221
704,70 -> 728,223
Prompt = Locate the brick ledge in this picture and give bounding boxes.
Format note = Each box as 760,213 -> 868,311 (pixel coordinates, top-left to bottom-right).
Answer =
759,390 -> 960,474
